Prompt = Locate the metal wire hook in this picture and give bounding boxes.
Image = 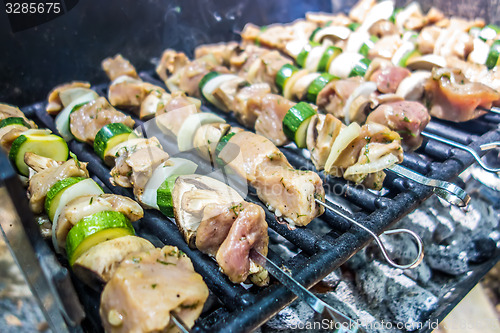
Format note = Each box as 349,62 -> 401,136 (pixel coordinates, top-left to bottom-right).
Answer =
316,199 -> 424,270
422,131 -> 500,173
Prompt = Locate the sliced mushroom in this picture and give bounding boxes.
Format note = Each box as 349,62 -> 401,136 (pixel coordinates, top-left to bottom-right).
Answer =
73,235 -> 154,290
193,123 -> 231,161
105,137 -> 162,167
140,90 -> 172,120
306,114 -> 343,170
46,81 -> 91,114
406,54 -> 446,71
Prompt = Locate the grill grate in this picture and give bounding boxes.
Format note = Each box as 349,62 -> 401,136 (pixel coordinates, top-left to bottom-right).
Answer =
20,68 -> 500,332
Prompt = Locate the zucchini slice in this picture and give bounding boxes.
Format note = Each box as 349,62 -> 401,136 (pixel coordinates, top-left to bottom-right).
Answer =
486,40 -> 500,69
66,211 -> 134,265
94,123 -> 136,160
55,92 -> 99,141
157,175 -> 179,217
283,102 -> 317,148
359,35 -> 379,57
349,58 -> 371,78
317,46 -> 342,73
0,117 -> 31,129
45,176 -> 87,221
9,130 -> 69,176
141,157 -> 198,210
328,52 -> 364,79
306,73 -> 338,103
215,132 -> 236,167
479,24 -> 500,41
276,64 -> 299,93
200,72 -> 240,110
177,113 -> 226,152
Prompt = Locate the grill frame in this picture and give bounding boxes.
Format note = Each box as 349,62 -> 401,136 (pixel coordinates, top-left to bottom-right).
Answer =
19,67 -> 500,332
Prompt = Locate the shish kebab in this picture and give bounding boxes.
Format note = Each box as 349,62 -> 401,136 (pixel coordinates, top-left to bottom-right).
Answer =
97,54 -> 423,269
142,47 -> 469,205
238,0 -> 500,108
44,79 -> 370,330
0,103 -> 209,332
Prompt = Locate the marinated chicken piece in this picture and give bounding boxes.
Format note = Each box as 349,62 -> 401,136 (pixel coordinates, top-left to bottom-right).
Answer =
73,236 -> 154,289
232,83 -> 271,128
367,101 -> 430,151
105,137 -> 162,167
69,97 -> 135,144
244,51 -> 293,93
108,77 -> 166,113
229,44 -> 269,72
316,77 -> 363,120
111,146 -> 169,198
369,66 -> 411,94
102,54 -> 139,81
139,90 -> 171,119
446,56 -> 500,92
305,12 -> 351,27
241,20 -> 317,57
26,157 -> 89,213
417,26 -> 442,54
194,42 -> 240,67
0,124 -> 29,151
45,81 -> 91,114
100,246 -> 209,333
424,68 -> 500,122
155,102 -> 198,137
432,23 -> 474,60
306,114 -> 343,170
159,90 -> 201,115
156,49 -> 190,83
218,131 -> 324,226
24,152 -> 61,173
173,175 -> 269,286
368,34 -> 403,60
349,0 -> 376,23
55,194 -> 143,252
253,94 -> 295,146
193,123 -> 231,161
0,103 -> 36,127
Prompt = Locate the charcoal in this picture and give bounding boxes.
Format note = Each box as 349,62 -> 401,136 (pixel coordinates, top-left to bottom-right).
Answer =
426,245 -> 470,275
467,238 -> 497,264
263,300 -> 315,332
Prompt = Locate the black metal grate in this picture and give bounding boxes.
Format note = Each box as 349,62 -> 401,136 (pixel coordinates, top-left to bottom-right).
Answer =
20,69 -> 500,332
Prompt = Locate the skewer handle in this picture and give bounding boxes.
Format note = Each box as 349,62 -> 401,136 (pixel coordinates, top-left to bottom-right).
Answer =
387,164 -> 470,207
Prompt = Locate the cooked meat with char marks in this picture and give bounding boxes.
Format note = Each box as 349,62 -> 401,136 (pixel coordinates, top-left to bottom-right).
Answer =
316,77 -> 363,120
55,194 -> 143,252
424,68 -> 500,122
369,66 -> 411,94
26,156 -> 89,214
253,94 -> 295,146
108,77 -> 166,112
69,97 -> 135,144
218,131 -> 324,226
100,245 -> 209,333
101,54 -> 139,81
45,81 -> 91,114
111,145 -> 169,198
367,101 -> 430,151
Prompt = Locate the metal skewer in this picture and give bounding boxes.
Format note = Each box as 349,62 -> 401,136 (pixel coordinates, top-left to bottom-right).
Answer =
171,311 -> 191,333
387,164 -> 471,207
315,199 -> 424,270
485,106 -> 500,114
251,250 -> 363,332
422,131 -> 500,173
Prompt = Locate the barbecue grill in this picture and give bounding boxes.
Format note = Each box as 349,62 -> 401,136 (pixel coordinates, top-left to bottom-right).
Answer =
1,0 -> 499,332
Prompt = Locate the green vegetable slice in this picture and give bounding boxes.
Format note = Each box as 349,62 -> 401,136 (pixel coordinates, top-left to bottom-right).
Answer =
275,64 -> 299,93
45,177 -> 87,221
94,123 -> 135,160
0,117 -> 30,129
66,211 -> 134,265
348,58 -> 372,78
283,102 -> 317,148
157,175 -> 179,217
9,130 -> 69,176
347,22 -> 361,31
486,40 -> 500,69
306,73 -> 339,103
198,71 -> 221,94
317,46 -> 342,73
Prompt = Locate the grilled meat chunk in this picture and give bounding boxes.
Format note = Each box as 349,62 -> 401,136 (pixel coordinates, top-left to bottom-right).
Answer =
55,194 -> 143,252
218,131 -> 324,226
194,42 -> 240,67
316,77 -> 364,121
233,83 -> 272,128
424,68 -> 500,122
0,103 -> 36,127
69,97 -> 135,144
156,49 -> 190,83
369,66 -> 411,94
306,114 -> 343,170
101,54 -> 139,81
45,81 -> 91,114
100,245 -> 209,333
108,76 -> 165,113
253,94 -> 295,146
367,101 -> 430,151
105,137 -> 162,167
0,124 -> 30,151
26,156 -> 89,214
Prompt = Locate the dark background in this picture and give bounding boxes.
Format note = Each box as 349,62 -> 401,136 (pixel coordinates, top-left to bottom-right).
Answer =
0,0 -> 498,105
